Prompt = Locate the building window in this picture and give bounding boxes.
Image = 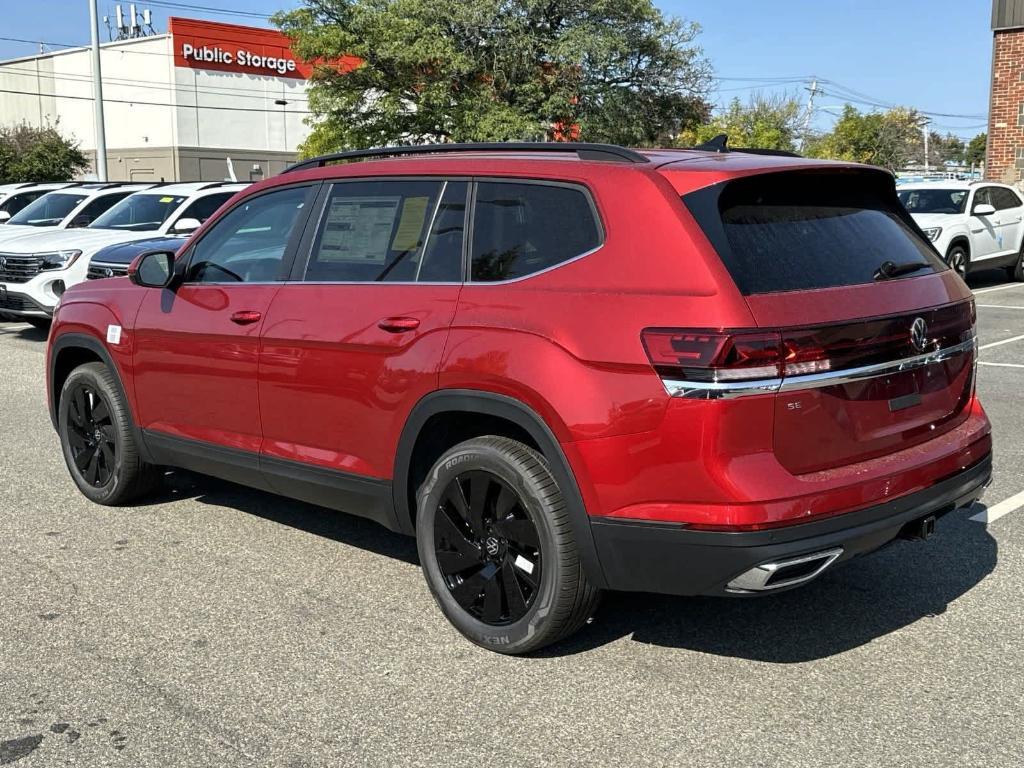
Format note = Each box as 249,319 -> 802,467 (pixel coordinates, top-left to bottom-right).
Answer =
1019,103 -> 1024,127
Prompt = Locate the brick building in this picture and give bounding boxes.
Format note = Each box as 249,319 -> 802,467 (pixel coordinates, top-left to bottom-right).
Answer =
988,1 -> 1024,181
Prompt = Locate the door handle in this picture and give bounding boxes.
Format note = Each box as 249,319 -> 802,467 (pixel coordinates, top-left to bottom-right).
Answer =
378,316 -> 420,333
230,310 -> 262,325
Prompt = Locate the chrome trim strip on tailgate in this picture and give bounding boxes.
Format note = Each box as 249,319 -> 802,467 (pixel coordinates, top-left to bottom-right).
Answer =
662,337 -> 977,400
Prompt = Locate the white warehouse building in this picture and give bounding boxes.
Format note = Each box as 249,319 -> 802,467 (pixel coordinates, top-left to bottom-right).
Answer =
0,16 -> 357,181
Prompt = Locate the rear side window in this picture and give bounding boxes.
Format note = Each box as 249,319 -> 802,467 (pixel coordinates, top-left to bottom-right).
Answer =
305,180 -> 465,283
992,187 -> 1022,210
177,192 -> 234,225
470,182 -> 601,282
684,171 -> 945,295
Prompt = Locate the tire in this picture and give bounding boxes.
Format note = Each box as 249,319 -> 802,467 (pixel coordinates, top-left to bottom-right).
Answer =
946,243 -> 969,280
25,318 -> 51,331
1007,240 -> 1024,281
58,362 -> 161,505
416,436 -> 601,654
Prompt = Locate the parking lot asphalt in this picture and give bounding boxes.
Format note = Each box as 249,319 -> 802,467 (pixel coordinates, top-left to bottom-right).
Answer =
1,275 -> 1023,768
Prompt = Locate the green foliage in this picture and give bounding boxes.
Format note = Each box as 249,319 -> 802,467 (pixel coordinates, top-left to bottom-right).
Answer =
677,93 -> 803,151
274,0 -> 713,155
804,104 -> 922,171
966,133 -> 987,167
0,122 -> 88,182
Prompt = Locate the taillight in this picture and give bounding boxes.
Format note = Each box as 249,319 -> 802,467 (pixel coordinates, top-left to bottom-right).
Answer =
641,329 -> 784,382
642,302 -> 976,395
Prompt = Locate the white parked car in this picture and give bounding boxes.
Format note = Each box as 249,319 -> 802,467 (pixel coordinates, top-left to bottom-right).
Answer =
0,183 -> 79,223
0,183 -> 152,244
898,181 -> 1024,281
0,182 -> 246,326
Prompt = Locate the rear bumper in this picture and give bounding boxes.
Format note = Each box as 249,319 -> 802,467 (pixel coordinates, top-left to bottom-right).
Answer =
590,453 -> 992,596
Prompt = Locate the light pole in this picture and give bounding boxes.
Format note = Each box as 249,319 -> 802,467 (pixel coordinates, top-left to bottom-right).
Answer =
88,0 -> 108,181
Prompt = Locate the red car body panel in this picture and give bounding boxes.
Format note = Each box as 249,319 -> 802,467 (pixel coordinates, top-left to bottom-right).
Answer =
47,149 -> 992,553
258,283 -> 462,478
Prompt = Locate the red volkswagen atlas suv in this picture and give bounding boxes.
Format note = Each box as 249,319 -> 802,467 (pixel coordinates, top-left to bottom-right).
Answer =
46,142 -> 991,654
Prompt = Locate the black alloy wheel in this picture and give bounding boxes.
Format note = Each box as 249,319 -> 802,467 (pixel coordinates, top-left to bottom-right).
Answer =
58,361 -> 161,505
66,383 -> 117,488
433,470 -> 542,625
417,436 -> 601,654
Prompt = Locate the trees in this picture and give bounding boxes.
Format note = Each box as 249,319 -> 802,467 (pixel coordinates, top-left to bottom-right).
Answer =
677,93 -> 803,152
805,105 -> 922,171
966,133 -> 987,167
274,0 -> 713,154
0,123 -> 88,182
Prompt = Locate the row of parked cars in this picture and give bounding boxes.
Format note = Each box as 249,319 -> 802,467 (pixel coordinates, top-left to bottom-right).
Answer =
0,180 -> 247,326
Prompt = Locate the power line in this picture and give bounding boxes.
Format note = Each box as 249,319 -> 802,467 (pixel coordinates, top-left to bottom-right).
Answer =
0,63 -> 309,102
0,86 -> 311,114
141,1 -> 272,21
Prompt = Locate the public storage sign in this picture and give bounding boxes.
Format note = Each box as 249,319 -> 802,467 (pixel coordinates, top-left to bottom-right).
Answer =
169,17 -> 360,79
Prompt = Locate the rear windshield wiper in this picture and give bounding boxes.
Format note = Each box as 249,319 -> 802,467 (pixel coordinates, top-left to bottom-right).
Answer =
874,261 -> 932,281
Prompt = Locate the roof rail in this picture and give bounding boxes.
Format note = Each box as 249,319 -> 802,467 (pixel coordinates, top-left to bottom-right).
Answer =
282,142 -> 651,174
691,133 -> 802,158
197,181 -> 245,190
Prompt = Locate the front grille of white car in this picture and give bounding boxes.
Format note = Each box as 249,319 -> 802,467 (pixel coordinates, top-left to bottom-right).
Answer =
0,253 -> 42,283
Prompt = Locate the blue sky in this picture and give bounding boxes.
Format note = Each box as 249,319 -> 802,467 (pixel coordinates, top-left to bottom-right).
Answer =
0,0 -> 994,139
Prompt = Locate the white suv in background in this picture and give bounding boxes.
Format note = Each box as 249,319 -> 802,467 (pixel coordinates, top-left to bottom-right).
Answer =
0,183 -> 151,244
0,182 -> 246,325
898,181 -> 1024,280
0,183 -> 79,223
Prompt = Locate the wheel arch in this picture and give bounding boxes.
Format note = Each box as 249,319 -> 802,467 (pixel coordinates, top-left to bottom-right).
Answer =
946,235 -> 970,257
48,333 -> 147,459
394,390 -> 608,589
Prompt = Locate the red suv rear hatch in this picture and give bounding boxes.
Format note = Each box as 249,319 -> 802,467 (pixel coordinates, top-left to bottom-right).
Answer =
677,167 -> 977,474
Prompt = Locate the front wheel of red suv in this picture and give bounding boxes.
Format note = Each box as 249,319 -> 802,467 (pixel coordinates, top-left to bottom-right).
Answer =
58,362 -> 161,505
416,436 -> 600,654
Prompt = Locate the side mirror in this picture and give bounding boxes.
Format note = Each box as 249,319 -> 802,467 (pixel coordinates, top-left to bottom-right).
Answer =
69,215 -> 92,228
128,250 -> 176,288
0,211 -> 10,224
170,217 -> 201,234
973,203 -> 996,217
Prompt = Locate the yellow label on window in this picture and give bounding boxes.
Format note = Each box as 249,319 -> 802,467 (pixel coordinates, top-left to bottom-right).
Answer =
391,197 -> 429,253
159,196 -> 174,203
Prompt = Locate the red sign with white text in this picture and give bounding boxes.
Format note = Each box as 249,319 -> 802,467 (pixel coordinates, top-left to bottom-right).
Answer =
169,17 -> 360,80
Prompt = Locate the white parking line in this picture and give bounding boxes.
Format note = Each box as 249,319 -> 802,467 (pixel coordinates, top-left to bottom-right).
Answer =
977,304 -> 1024,310
979,361 -> 1024,369
979,333 -> 1024,351
971,490 -> 1024,524
973,283 -> 1024,295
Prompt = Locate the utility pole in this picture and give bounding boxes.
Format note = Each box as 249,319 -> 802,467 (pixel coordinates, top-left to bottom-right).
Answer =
798,78 -> 819,152
89,0 -> 108,181
921,117 -> 931,175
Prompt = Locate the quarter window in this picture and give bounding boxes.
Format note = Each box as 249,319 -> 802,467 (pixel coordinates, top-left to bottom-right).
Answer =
305,180 -> 466,283
186,186 -> 311,283
470,182 -> 601,282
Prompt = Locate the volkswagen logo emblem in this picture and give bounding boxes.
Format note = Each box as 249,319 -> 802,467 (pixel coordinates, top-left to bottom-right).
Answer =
910,317 -> 928,353
485,537 -> 501,557
0,256 -> 6,271
103,268 -> 114,278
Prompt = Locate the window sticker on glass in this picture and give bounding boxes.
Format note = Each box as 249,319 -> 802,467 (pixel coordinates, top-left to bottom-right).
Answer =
391,197 -> 430,252
159,196 -> 174,203
319,196 -> 400,263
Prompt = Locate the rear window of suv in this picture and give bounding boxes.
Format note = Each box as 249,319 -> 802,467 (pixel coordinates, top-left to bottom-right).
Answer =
684,170 -> 946,295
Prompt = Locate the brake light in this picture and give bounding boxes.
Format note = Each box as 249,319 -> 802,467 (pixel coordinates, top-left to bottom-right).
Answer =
641,329 -> 784,382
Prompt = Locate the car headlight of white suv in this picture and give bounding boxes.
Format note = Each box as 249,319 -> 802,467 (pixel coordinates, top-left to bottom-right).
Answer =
38,250 -> 83,272
921,227 -> 942,242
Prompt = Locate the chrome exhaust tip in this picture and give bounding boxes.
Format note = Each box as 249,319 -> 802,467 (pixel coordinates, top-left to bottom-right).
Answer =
726,547 -> 843,593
